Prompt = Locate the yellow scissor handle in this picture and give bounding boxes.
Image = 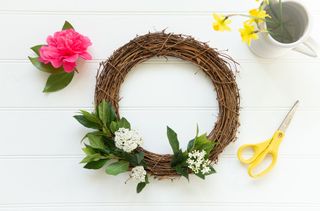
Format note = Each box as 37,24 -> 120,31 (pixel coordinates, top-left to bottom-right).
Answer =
237,139 -> 271,164
247,150 -> 278,178
237,130 -> 285,178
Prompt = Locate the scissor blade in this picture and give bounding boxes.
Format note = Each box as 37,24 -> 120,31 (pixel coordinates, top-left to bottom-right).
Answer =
278,100 -> 299,132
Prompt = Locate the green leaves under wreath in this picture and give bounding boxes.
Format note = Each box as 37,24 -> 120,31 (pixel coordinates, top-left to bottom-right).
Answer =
29,21 -> 92,92
74,100 -> 217,193
167,126 -> 216,180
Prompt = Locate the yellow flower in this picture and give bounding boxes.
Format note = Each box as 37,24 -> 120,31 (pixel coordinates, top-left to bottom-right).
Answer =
212,14 -> 232,32
239,22 -> 259,46
249,8 -> 270,23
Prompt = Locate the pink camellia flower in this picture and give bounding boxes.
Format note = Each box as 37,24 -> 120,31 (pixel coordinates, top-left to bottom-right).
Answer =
39,29 -> 92,72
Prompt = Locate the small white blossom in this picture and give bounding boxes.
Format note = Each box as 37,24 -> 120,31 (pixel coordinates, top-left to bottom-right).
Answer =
114,128 -> 143,153
186,150 -> 212,174
201,166 -> 211,174
130,166 -> 146,183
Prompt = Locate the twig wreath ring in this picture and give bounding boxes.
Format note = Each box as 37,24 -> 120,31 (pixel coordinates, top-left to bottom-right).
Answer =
75,32 -> 240,193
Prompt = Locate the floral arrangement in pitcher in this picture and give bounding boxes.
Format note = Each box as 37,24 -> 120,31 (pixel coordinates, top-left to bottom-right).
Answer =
212,0 -> 285,46
28,21 -> 92,92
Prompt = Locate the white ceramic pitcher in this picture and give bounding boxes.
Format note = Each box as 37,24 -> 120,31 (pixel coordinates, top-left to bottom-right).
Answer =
249,0 -> 319,58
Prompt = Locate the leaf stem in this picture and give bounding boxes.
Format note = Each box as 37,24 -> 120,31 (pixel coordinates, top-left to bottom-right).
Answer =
279,0 -> 283,42
225,14 -> 274,24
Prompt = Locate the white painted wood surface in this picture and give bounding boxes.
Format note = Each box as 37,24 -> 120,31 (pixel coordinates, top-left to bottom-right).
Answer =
0,0 -> 320,210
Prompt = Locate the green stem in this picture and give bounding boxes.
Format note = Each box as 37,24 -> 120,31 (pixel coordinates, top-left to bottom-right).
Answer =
105,154 -> 119,160
267,0 -> 294,43
259,0 -> 269,10
226,13 -> 263,20
225,13 -> 274,24
279,0 -> 283,42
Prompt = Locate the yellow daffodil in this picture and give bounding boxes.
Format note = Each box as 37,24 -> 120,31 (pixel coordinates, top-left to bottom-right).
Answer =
212,14 -> 232,32
249,8 -> 270,23
239,21 -> 259,46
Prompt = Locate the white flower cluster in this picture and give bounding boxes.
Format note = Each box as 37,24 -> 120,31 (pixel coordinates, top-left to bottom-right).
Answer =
114,128 -> 143,153
130,166 -> 146,183
186,150 -> 211,174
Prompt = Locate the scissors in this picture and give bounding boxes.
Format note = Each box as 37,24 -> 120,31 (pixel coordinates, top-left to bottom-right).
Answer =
237,100 -> 299,178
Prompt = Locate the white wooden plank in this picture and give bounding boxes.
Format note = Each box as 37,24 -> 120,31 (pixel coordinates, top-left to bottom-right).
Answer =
237,62 -> 320,109
120,61 -> 320,108
1,205 -> 319,211
0,0 -> 319,12
0,109 -> 215,155
0,157 -> 319,204
0,109 -> 318,156
0,62 -> 95,108
0,60 -> 319,108
0,13 -> 319,61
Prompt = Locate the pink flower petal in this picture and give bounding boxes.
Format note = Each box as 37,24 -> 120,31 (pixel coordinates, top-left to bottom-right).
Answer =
62,61 -> 76,72
39,27 -> 91,72
79,52 -> 92,60
38,57 -> 49,64
46,36 -> 56,46
64,54 -> 79,63
51,59 -> 63,68
39,46 -> 60,60
82,37 -> 92,47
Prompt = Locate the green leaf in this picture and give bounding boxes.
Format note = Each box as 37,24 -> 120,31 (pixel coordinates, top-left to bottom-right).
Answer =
110,121 -> 118,133
81,131 -> 108,142
194,166 -> 216,179
118,117 -> 131,129
102,127 -> 112,137
87,134 -> 105,150
175,165 -> 189,180
104,138 -> 117,153
110,118 -> 131,133
187,139 -> 195,152
167,126 -> 180,154
266,1 -> 294,43
62,20 -> 74,30
84,159 -> 108,169
171,150 -> 186,167
121,151 -> 145,166
74,115 -> 101,129
193,134 -> 215,155
80,110 -> 101,125
135,152 -> 144,165
145,174 -> 149,183
82,145 -> 96,155
134,152 -> 144,165
195,172 -> 205,180
170,150 -> 189,179
98,100 -> 108,124
80,153 -> 101,163
30,45 -> 44,56
43,71 -> 74,92
136,182 -> 147,193
28,56 -> 63,73
195,124 -> 199,137
204,165 -> 216,176
97,100 -> 116,127
105,160 -> 129,175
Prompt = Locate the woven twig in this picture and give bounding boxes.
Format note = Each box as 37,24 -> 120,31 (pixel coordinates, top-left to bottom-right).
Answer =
95,32 -> 240,177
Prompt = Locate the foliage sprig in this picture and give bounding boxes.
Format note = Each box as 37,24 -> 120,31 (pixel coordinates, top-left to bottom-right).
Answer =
75,100 -> 217,193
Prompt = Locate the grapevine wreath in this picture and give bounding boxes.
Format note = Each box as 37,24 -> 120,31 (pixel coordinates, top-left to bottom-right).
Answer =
75,31 -> 240,193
